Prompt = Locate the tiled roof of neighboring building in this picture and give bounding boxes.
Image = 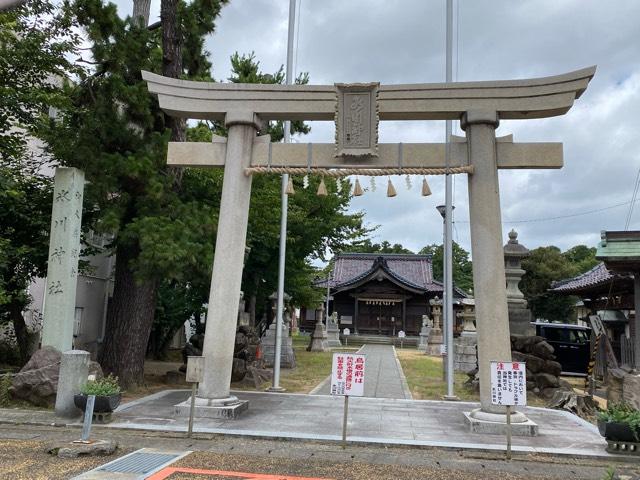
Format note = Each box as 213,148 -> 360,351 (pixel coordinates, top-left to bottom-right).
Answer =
550,262 -> 626,293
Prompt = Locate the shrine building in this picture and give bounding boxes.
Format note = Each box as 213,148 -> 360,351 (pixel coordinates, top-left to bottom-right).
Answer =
308,253 -> 467,337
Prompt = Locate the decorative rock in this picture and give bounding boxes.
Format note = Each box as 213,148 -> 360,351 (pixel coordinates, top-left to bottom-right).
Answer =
534,372 -> 559,389
622,373 -> 640,410
10,346 -> 61,406
511,335 -> 545,353
49,439 -> 117,458
10,347 -> 102,407
544,360 -> 563,377
165,370 -> 183,384
531,341 -> 555,360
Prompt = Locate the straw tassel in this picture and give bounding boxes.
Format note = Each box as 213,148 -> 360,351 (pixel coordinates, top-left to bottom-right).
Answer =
317,177 -> 328,196
353,178 -> 364,196
422,177 -> 432,196
387,178 -> 397,197
285,175 -> 295,195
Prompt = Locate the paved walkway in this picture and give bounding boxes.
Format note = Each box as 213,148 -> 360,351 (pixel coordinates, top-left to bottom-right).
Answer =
311,345 -> 412,399
2,390 -> 619,460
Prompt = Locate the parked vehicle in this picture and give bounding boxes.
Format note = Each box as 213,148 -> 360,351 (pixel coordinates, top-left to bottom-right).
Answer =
531,322 -> 591,375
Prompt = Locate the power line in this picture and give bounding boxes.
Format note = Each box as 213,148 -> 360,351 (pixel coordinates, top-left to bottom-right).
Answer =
624,166 -> 640,230
455,197 -> 640,224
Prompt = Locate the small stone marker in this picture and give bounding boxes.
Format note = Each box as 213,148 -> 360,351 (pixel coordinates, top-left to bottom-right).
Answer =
331,352 -> 366,448
54,350 -> 89,418
490,361 -> 527,459
186,356 -> 204,437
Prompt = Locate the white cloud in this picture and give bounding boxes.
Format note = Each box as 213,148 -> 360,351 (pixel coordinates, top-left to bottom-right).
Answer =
112,0 -> 640,255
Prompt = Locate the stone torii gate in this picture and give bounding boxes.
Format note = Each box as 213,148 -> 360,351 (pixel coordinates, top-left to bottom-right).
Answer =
143,67 -> 595,426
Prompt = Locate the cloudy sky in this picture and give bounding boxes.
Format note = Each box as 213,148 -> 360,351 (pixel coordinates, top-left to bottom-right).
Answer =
118,0 -> 640,256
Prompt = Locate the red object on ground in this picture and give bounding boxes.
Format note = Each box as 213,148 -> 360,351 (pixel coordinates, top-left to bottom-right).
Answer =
147,467 -> 330,480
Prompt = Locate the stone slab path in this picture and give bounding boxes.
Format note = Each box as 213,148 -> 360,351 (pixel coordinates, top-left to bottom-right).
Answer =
311,344 -> 412,399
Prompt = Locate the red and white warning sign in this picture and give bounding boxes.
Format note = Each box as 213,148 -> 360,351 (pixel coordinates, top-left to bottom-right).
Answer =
490,361 -> 527,406
330,353 -> 365,397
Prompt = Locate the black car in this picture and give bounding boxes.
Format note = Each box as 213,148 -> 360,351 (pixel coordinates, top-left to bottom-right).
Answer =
531,322 -> 591,376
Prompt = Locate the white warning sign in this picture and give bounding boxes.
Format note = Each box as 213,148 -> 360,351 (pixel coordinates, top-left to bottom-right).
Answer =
330,353 -> 366,397
490,361 -> 527,406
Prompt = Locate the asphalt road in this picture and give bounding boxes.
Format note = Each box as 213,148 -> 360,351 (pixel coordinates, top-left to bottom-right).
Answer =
0,424 -> 638,480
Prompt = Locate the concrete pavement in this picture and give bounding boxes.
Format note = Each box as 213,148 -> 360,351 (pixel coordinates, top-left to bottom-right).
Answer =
23,389 -> 622,460
311,345 -> 412,399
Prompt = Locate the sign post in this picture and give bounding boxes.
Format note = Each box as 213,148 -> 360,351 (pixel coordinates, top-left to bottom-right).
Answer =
490,361 -> 527,460
186,356 -> 205,437
343,328 -> 350,346
331,352 -> 366,449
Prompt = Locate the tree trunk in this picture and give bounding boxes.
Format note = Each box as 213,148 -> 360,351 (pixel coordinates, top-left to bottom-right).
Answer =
132,0 -> 151,26
161,0 -> 186,144
9,298 -> 30,365
99,242 -> 157,388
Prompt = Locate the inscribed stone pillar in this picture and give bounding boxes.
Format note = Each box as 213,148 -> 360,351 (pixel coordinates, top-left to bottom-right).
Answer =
54,349 -> 89,417
462,111 -> 513,417
198,112 -> 260,402
41,167 -> 84,352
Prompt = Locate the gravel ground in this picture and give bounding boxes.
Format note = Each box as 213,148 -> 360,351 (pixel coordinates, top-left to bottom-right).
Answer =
0,439 -> 132,480
0,424 -> 639,479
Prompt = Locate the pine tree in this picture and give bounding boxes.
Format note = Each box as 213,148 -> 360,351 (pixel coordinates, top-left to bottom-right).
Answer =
44,0 -> 226,387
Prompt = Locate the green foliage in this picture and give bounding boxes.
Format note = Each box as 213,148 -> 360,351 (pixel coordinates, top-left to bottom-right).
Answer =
521,245 -> 598,322
149,278 -> 208,359
0,0 -> 77,357
44,0 -> 226,284
81,374 -> 121,396
0,0 -> 80,163
419,242 -> 474,294
598,402 -> 640,441
0,163 -> 52,318
344,239 -> 413,254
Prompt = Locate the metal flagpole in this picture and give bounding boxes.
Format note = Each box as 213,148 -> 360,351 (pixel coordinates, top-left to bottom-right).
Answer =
443,0 -> 457,400
269,0 -> 297,392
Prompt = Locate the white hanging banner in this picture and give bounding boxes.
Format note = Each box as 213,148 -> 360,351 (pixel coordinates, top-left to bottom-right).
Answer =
490,361 -> 527,406
331,353 -> 366,397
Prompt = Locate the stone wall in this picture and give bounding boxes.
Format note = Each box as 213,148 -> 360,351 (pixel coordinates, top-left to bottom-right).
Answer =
511,335 -> 570,399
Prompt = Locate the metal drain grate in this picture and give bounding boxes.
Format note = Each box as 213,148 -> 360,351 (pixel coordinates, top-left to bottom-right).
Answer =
98,452 -> 181,474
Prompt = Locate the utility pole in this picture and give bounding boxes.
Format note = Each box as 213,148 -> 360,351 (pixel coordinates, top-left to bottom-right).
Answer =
443,0 -> 458,401
269,0 -> 296,393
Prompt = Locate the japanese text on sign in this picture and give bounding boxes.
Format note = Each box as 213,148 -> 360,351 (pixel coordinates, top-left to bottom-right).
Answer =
490,361 -> 527,406
331,353 -> 365,397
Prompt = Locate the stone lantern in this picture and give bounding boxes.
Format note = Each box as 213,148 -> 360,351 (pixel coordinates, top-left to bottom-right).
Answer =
503,229 -> 533,335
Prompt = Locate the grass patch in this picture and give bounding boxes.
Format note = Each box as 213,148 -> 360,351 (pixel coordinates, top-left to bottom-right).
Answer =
396,349 -> 548,406
396,349 -> 478,401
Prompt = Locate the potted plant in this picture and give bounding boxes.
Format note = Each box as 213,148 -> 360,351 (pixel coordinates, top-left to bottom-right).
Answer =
74,374 -> 122,413
597,403 -> 640,443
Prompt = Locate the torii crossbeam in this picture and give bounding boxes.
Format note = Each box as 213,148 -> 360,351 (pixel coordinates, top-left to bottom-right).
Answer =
143,67 -> 595,426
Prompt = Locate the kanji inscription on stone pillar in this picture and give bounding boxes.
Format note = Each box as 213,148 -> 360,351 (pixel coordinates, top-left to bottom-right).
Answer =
41,167 -> 84,352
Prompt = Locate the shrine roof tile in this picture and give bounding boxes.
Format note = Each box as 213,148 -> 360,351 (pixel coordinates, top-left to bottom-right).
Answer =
317,253 -> 466,297
550,262 -> 629,293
